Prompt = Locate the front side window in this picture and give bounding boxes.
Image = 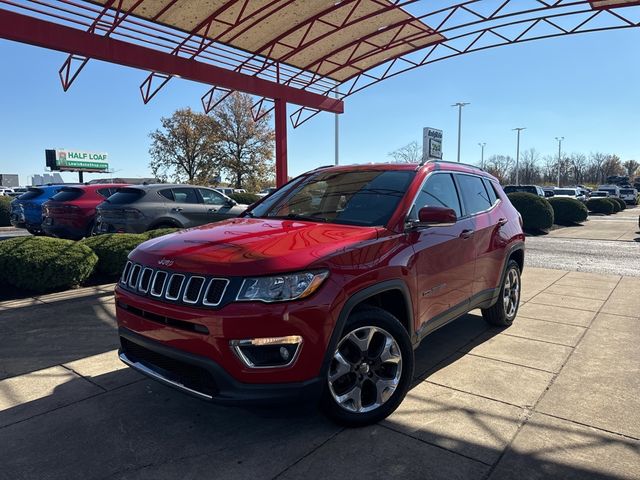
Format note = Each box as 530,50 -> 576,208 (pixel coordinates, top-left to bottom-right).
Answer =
456,174 -> 492,215
250,169 -> 415,227
409,173 -> 461,221
199,188 -> 226,206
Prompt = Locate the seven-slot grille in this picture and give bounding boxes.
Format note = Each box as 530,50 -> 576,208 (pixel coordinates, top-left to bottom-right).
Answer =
120,261 -> 229,307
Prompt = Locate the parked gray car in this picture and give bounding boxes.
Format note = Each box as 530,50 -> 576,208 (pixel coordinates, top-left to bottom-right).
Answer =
95,184 -> 247,233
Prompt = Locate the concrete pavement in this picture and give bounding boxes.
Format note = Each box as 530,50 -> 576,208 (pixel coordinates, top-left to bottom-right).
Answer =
1,269 -> 639,479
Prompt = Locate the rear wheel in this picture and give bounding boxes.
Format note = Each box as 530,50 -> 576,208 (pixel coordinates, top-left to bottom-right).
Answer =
321,306 -> 414,427
482,260 -> 521,327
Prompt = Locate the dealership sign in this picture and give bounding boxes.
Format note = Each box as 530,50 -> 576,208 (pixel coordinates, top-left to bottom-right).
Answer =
45,149 -> 109,172
423,127 -> 443,161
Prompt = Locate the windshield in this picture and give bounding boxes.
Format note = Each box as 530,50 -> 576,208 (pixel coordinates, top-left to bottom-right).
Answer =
555,189 -> 576,195
51,187 -> 83,202
107,188 -> 145,204
249,169 -> 415,227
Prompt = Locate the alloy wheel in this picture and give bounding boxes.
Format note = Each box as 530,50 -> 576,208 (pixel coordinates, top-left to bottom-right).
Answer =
327,326 -> 402,413
503,267 -> 520,319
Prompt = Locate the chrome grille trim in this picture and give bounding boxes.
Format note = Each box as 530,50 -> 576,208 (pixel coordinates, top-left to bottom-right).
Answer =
150,271 -> 168,297
138,268 -> 154,294
182,276 -> 205,304
202,278 -> 230,307
119,262 -> 229,308
128,264 -> 142,290
165,274 -> 185,301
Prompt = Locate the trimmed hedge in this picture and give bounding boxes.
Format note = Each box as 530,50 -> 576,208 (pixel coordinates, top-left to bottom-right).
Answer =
608,198 -> 621,213
144,227 -> 181,239
0,196 -> 12,227
229,192 -> 260,205
547,197 -> 588,225
611,197 -> 626,211
507,192 -> 554,231
0,237 -> 97,292
586,198 -> 614,214
80,233 -> 148,277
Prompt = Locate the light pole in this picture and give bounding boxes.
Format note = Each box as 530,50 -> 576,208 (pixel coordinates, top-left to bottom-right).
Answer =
555,137 -> 564,187
334,88 -> 340,166
513,128 -> 526,185
452,102 -> 470,163
478,142 -> 486,169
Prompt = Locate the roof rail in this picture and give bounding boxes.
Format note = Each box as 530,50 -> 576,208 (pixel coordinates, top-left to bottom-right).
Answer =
419,159 -> 485,171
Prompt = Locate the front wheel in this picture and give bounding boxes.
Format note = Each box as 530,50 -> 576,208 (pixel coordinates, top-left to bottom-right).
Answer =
482,260 -> 521,327
321,306 -> 414,427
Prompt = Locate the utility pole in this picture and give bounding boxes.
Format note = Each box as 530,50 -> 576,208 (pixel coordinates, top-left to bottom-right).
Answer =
478,142 -> 486,169
513,128 -> 526,185
452,102 -> 470,163
555,137 -> 564,187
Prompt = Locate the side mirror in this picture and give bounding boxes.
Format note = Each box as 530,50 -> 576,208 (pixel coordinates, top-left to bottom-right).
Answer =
416,206 -> 457,227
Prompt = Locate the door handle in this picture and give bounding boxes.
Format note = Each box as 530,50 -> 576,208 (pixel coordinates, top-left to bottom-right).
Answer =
498,218 -> 508,226
172,207 -> 183,212
208,208 -> 218,213
460,229 -> 474,239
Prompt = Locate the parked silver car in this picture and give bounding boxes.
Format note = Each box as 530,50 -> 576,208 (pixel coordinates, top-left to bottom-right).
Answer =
95,184 -> 247,233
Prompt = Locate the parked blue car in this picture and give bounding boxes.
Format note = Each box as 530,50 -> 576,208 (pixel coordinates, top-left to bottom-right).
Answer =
10,185 -> 65,234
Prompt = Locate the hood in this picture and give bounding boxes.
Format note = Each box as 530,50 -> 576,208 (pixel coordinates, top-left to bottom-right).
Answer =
129,217 -> 380,276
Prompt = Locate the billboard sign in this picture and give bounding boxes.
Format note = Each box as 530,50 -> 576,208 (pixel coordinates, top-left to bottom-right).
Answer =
45,149 -> 109,172
422,128 -> 443,161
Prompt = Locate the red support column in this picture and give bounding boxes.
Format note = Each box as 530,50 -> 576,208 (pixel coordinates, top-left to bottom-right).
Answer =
274,98 -> 288,187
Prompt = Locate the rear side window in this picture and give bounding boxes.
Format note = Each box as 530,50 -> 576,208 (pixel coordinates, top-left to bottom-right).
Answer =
482,178 -> 498,205
51,187 -> 83,202
456,174 -> 492,215
18,188 -> 43,200
172,188 -> 200,204
108,188 -> 145,204
410,173 -> 461,220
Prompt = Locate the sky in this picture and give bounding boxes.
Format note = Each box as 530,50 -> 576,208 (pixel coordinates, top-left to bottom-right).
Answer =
0,25 -> 639,186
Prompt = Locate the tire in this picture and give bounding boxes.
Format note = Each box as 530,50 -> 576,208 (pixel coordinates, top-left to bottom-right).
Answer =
482,260 -> 521,327
26,228 -> 43,236
321,306 -> 414,427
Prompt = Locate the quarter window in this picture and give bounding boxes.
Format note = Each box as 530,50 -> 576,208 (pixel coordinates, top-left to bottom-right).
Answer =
456,174 -> 492,215
482,178 -> 498,205
409,173 -> 461,220
159,189 -> 174,201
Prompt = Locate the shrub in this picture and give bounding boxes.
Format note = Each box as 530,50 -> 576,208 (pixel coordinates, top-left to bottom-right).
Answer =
229,192 -> 261,205
0,196 -> 12,227
145,227 -> 181,239
0,237 -> 97,292
80,233 -> 148,277
586,198 -> 614,214
547,197 -> 588,225
611,197 -> 626,211
507,192 -> 554,231
607,198 -> 621,213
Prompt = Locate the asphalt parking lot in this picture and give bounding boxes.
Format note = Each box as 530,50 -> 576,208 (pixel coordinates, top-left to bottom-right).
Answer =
1,265 -> 639,480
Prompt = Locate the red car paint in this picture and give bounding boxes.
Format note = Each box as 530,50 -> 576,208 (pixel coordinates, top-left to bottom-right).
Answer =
115,162 -> 524,402
42,184 -> 129,239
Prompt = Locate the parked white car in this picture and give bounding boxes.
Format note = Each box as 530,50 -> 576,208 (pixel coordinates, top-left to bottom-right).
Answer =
0,188 -> 15,196
554,187 -> 586,202
589,191 -> 610,198
598,184 -> 621,198
619,187 -> 638,205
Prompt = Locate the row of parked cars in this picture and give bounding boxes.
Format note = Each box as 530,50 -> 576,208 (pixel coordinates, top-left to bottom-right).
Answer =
9,183 -> 254,240
503,184 -> 638,205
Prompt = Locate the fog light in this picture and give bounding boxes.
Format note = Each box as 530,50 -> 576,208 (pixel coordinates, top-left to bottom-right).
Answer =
230,336 -> 302,368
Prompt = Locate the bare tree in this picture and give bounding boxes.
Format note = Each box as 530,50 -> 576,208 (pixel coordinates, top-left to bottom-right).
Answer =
209,92 -> 275,190
588,152 -> 609,184
485,155 -> 513,184
601,154 -> 624,180
569,152 -> 587,185
622,159 -> 639,179
388,141 -> 422,163
149,108 -> 219,183
516,148 -> 542,184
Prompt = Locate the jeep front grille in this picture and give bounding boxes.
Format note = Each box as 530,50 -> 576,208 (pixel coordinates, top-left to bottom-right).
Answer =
121,261 -> 229,307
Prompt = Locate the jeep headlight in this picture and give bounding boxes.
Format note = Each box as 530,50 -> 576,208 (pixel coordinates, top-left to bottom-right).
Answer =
237,270 -> 329,303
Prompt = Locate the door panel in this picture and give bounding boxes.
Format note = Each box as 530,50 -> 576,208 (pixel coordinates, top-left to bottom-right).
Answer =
198,188 -> 235,223
170,188 -> 205,226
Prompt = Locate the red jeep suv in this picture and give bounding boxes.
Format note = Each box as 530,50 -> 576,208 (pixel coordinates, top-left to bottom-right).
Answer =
116,162 -> 524,425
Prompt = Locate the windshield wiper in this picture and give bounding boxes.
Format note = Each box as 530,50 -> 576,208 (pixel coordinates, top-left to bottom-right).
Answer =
268,213 -> 328,223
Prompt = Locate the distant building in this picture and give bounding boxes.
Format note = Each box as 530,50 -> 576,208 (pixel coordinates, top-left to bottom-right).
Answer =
30,173 -> 64,186
0,174 -> 19,187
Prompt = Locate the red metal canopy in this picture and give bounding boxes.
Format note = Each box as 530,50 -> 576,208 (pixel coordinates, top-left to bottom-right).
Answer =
1,0 -> 639,185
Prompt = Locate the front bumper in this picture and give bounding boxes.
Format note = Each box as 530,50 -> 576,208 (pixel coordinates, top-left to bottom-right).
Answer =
119,327 -> 322,405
